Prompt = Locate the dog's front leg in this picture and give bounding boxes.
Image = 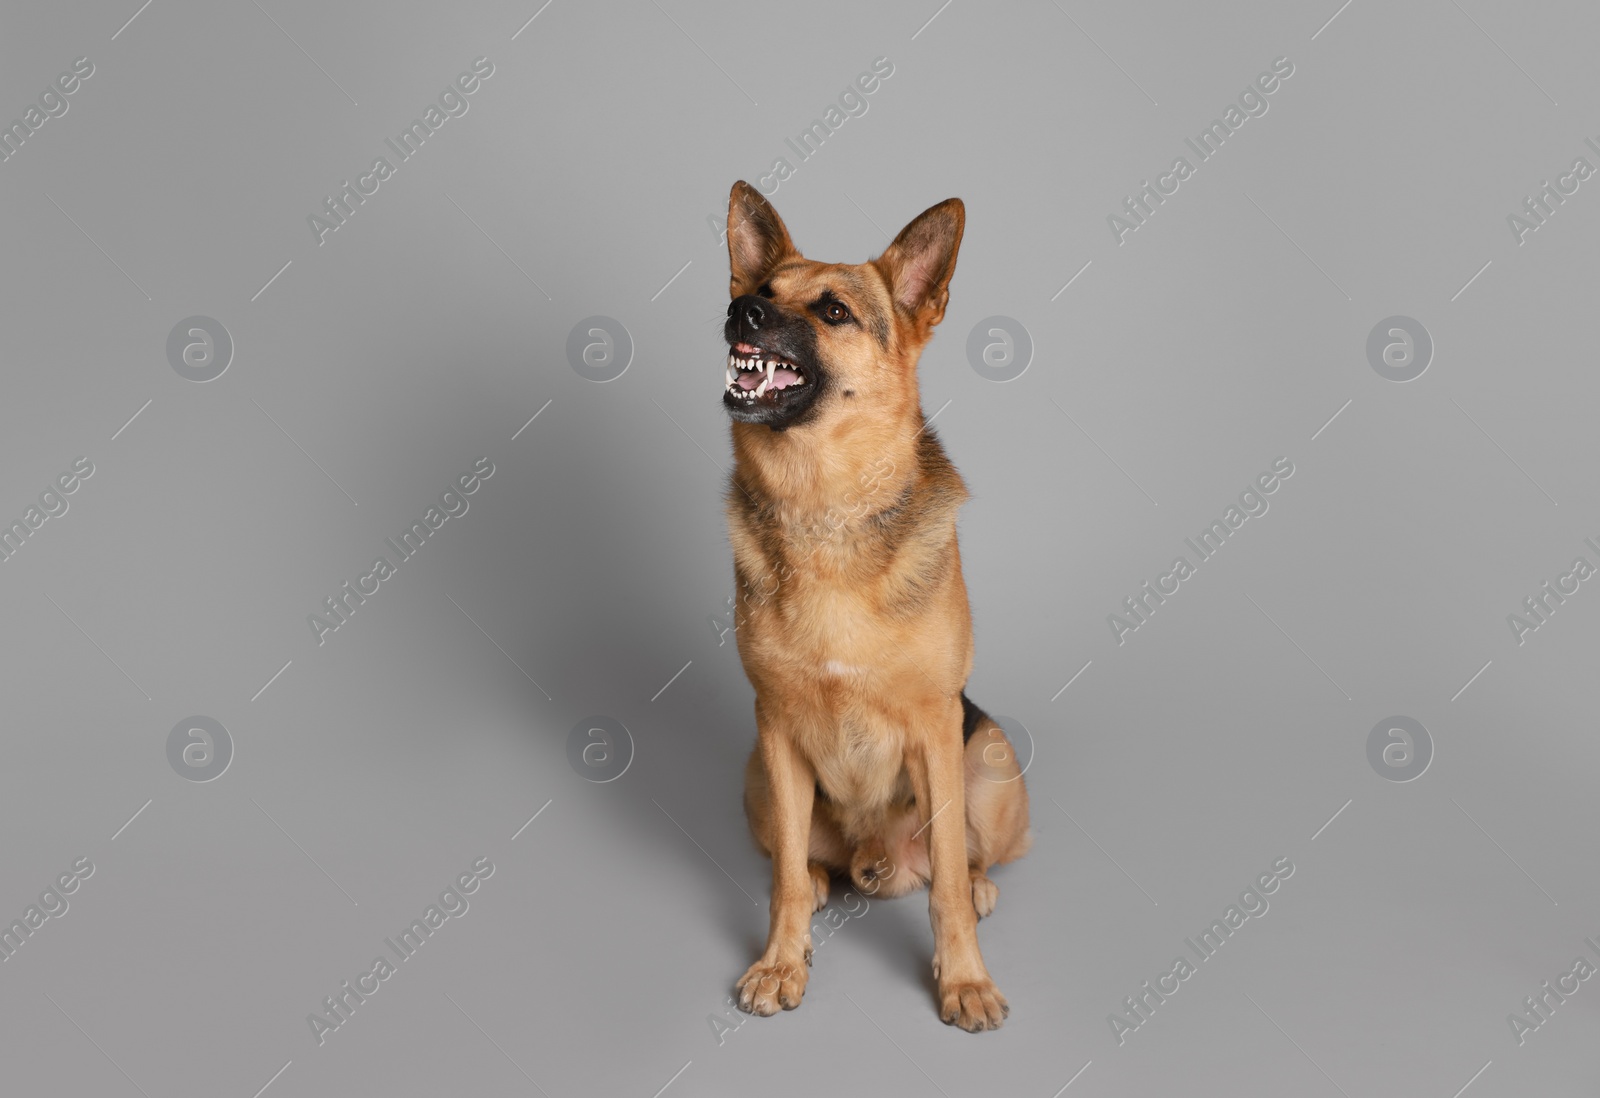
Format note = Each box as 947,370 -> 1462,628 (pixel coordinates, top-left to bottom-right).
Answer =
736,716 -> 815,1015
910,699 -> 1009,1031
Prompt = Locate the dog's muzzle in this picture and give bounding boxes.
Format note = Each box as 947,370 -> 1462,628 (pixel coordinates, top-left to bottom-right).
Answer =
722,295 -> 822,428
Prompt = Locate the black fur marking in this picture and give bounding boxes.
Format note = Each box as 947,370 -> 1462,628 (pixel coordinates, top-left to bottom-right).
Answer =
854,269 -> 891,348
880,538 -> 950,620
915,424 -> 963,486
726,481 -> 791,606
961,691 -> 983,744
866,305 -> 889,349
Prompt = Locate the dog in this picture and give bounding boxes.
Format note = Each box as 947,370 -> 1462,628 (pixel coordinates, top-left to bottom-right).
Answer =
720,180 -> 1030,1032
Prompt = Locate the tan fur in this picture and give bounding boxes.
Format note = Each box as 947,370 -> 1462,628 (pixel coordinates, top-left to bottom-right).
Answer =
722,181 -> 1030,1031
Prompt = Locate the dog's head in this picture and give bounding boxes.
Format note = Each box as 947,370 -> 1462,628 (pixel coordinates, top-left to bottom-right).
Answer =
721,181 -> 964,432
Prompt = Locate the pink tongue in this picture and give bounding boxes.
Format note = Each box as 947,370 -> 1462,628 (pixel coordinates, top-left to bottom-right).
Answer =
736,366 -> 803,391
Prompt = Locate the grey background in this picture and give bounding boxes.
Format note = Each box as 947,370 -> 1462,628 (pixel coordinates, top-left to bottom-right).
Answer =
1,0 -> 1597,1094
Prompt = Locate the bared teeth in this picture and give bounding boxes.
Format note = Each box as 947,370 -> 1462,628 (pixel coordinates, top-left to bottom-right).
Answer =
724,348 -> 811,399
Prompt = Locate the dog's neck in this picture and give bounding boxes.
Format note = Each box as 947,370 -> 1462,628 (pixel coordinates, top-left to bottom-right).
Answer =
730,401 -> 926,524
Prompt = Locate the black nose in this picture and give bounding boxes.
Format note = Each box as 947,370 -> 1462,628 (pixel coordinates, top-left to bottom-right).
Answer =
731,295 -> 766,329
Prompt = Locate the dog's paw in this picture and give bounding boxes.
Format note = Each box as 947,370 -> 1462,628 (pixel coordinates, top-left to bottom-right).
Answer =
736,958 -> 808,1016
971,874 -> 999,919
810,862 -> 830,913
938,977 -> 1009,1032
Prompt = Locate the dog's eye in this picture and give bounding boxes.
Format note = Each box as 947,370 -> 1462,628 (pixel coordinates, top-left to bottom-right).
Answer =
823,301 -> 851,323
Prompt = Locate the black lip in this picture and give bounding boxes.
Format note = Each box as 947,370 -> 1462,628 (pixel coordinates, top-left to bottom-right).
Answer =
722,347 -> 824,429
722,306 -> 825,431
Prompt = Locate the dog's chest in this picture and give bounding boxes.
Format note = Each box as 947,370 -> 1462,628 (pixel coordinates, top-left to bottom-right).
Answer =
744,623 -> 871,710
744,564 -> 881,662
807,716 -> 907,810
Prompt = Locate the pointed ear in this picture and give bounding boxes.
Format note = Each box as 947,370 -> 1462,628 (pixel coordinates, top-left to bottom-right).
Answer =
874,198 -> 964,329
727,181 -> 796,296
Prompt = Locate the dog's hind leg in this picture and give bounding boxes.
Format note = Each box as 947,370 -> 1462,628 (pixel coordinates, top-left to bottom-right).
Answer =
960,701 -> 1032,919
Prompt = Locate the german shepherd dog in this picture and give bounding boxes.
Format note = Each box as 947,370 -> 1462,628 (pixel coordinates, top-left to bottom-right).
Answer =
721,181 -> 1030,1031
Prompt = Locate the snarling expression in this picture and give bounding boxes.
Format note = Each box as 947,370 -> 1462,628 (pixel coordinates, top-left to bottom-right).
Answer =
720,182 -> 965,433
722,285 -> 826,429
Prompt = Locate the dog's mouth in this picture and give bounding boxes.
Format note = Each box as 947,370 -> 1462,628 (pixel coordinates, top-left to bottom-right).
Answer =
725,341 -> 810,402
722,338 -> 823,430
